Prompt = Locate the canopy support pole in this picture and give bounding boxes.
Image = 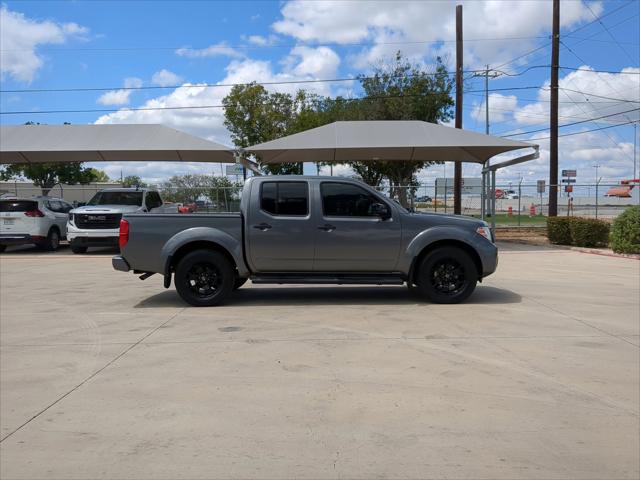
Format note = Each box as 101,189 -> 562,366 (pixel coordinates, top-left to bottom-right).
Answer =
235,150 -> 262,176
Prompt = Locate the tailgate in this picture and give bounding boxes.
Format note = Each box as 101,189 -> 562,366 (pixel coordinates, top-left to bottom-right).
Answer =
0,200 -> 38,235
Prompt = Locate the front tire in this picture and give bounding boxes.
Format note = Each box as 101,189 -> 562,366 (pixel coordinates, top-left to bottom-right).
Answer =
0,245 -> 6,253
71,244 -> 88,254
415,246 -> 477,304
174,250 -> 234,307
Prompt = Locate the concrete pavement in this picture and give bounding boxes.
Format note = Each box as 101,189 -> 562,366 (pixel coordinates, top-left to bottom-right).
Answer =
0,242 -> 638,479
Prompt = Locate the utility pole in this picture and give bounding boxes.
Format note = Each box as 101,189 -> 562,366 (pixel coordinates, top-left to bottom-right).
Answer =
594,164 -> 601,219
454,4 -> 463,215
549,0 -> 560,217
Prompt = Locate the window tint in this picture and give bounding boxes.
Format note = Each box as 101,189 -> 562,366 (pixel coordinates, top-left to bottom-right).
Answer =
260,182 -> 308,216
146,192 -> 162,209
88,191 -> 143,206
321,182 -> 383,217
0,200 -> 38,212
45,200 -> 63,212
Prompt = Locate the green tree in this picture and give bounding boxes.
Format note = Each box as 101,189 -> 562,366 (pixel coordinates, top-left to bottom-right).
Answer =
355,52 -> 454,205
160,174 -> 208,204
223,84 -> 324,174
86,168 -> 110,182
122,175 -> 147,188
0,163 -> 99,196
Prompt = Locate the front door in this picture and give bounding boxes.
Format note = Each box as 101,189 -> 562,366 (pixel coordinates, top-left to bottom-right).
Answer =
313,181 -> 402,272
247,180 -> 315,272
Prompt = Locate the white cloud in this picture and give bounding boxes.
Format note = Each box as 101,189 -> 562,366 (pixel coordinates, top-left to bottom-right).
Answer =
97,77 -> 143,105
176,42 -> 244,59
284,46 -> 341,78
272,0 -> 601,70
513,66 -> 640,127
471,93 -> 518,124
151,69 -> 183,87
0,5 -> 89,83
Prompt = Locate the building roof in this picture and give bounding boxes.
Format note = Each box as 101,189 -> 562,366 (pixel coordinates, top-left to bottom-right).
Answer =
0,124 -> 235,164
246,120 -> 536,164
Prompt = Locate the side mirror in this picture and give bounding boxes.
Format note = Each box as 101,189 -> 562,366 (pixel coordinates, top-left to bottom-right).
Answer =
371,202 -> 391,220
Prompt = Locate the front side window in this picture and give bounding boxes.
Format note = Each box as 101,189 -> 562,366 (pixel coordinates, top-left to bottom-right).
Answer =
88,191 -> 143,206
321,182 -> 385,217
260,182 -> 308,216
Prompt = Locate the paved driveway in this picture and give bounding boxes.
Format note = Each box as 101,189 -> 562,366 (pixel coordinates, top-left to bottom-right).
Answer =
1,242 -> 638,479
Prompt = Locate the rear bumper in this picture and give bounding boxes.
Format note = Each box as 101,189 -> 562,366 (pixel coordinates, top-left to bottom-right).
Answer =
112,255 -> 130,272
0,234 -> 45,245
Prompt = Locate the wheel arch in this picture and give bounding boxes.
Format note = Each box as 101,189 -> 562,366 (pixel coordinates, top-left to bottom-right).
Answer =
409,239 -> 483,285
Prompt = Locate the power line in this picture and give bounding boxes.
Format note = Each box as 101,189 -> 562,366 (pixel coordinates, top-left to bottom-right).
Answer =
584,1 -> 636,63
494,1 -> 635,71
0,35 -> 555,53
527,120 -> 639,141
500,107 -> 640,137
556,88 -> 640,103
3,65 -> 635,95
0,87 -> 543,116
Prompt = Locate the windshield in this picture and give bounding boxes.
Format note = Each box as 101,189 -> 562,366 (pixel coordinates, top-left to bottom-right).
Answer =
87,191 -> 143,206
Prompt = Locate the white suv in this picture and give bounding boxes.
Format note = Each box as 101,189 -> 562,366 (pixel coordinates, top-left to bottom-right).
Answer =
0,196 -> 73,252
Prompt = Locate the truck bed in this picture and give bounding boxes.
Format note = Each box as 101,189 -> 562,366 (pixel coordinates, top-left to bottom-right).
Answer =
122,213 -> 242,273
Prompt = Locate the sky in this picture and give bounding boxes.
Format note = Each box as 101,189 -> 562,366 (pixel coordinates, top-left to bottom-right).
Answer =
1,0 -> 639,186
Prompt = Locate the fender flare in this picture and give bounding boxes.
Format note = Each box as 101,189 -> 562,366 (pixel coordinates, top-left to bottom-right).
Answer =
405,226 -> 482,280
160,227 -> 249,278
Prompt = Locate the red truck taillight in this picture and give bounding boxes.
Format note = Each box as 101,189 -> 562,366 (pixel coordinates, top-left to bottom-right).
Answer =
119,219 -> 130,248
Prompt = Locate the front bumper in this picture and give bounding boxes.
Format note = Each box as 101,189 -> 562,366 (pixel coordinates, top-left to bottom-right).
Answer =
0,234 -> 45,245
67,224 -> 119,247
112,255 -> 130,272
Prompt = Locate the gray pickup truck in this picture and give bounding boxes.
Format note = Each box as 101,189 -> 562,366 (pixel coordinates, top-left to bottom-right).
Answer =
112,176 -> 497,306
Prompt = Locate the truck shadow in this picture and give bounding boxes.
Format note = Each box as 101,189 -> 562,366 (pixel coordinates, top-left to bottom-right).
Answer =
134,285 -> 521,308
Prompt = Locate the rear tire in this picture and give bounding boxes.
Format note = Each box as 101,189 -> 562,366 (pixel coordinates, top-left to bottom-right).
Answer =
0,245 -> 6,253
415,246 -> 477,304
174,250 -> 234,307
41,228 -> 60,251
71,244 -> 88,254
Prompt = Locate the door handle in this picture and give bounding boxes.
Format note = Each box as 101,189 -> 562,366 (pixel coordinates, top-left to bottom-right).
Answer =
253,223 -> 272,231
317,224 -> 336,232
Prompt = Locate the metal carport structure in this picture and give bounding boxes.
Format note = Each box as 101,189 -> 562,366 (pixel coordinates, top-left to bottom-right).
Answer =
245,120 -> 539,227
0,124 -> 235,164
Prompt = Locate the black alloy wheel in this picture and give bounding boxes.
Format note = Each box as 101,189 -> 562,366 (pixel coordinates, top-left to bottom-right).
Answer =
416,246 -> 477,304
175,250 -> 234,306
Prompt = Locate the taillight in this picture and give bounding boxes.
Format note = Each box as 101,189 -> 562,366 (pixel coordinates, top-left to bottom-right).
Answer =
24,209 -> 44,217
119,219 -> 130,248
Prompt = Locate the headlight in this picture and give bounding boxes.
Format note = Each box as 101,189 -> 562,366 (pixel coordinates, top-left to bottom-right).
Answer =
68,213 -> 74,223
476,225 -> 493,243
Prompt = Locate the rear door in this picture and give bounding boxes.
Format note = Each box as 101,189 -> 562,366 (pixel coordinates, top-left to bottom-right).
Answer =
313,181 -> 402,272
0,200 -> 39,236
247,180 -> 315,272
45,200 -> 72,235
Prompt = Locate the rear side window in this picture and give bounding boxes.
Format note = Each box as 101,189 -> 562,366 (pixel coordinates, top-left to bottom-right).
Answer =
260,182 -> 308,216
0,200 -> 38,212
146,191 -> 162,209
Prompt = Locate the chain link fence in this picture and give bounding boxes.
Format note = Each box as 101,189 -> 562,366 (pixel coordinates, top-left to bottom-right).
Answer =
2,180 -> 637,226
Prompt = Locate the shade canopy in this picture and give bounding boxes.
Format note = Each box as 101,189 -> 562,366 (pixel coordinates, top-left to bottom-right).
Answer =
246,120 -> 535,164
0,124 -> 235,164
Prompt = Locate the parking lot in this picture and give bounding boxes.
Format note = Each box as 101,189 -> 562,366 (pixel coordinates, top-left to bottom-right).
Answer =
1,242 -> 638,479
